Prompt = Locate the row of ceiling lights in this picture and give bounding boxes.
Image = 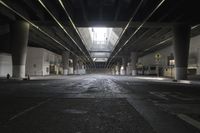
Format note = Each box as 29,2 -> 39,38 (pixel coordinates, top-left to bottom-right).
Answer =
0,0 -> 77,56
106,0 -> 166,68
0,0 -> 94,67
37,0 -> 94,67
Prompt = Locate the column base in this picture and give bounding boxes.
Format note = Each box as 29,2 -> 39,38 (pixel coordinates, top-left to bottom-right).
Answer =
175,67 -> 187,80
78,69 -> 86,75
132,70 -> 137,76
111,69 -> 115,75
120,69 -> 126,75
12,65 -> 25,78
63,69 -> 68,75
116,71 -> 119,75
74,70 -> 78,75
126,66 -> 131,75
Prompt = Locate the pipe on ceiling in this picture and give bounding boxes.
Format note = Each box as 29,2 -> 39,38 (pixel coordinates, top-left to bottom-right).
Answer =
107,0 -> 166,68
143,24 -> 200,53
105,0 -> 144,68
57,0 -> 95,67
38,0 -> 91,64
0,0 -> 82,60
124,0 -> 186,55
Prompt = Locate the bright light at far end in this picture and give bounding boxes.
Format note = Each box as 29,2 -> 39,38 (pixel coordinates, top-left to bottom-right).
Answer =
90,27 -> 111,42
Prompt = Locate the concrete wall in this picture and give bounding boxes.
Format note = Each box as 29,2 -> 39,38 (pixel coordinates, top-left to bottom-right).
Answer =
189,35 -> 200,74
26,47 -> 62,76
0,47 -> 73,77
87,68 -> 111,74
68,67 -> 74,74
42,48 -> 62,75
0,53 -> 12,77
26,47 -> 43,76
77,65 -> 86,75
139,45 -> 174,67
138,34 -> 200,76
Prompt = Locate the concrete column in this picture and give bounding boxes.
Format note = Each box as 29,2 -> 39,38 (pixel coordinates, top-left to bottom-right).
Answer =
10,21 -> 29,78
173,24 -> 191,80
78,61 -> 83,74
62,51 -> 69,75
115,63 -> 120,75
73,56 -> 78,74
130,52 -> 138,76
120,57 -> 127,75
82,63 -> 86,74
111,67 -> 115,75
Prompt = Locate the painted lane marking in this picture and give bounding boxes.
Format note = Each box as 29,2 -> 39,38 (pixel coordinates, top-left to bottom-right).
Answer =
177,114 -> 200,130
9,98 -> 52,121
170,94 -> 194,101
149,92 -> 169,100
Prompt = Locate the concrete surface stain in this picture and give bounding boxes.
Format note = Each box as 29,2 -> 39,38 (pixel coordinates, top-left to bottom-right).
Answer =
63,109 -> 88,114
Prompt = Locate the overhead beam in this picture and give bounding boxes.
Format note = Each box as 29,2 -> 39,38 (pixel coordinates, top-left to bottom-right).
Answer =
0,24 -> 9,35
113,0 -> 120,21
89,50 -> 111,53
33,21 -> 176,28
0,4 -> 16,20
140,24 -> 200,57
99,1 -> 103,21
80,0 -> 89,26
77,21 -> 185,28
29,28 -> 64,52
21,0 -> 45,21
58,0 -> 94,65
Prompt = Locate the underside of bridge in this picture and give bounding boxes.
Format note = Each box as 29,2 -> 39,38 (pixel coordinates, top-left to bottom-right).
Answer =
0,0 -> 200,66
0,0 -> 200,133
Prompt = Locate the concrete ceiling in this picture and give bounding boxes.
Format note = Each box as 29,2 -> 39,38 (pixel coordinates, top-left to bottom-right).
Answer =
1,0 -> 200,68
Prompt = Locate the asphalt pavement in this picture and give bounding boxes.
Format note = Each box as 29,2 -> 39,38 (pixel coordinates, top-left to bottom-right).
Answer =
0,74 -> 200,133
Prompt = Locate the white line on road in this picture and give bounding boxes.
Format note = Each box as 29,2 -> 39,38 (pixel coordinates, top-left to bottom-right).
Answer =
9,98 -> 52,121
149,92 -> 169,100
170,94 -> 194,101
177,114 -> 200,130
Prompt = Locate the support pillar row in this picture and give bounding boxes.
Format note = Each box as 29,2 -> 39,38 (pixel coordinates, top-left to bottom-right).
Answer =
115,62 -> 120,75
173,24 -> 191,80
73,56 -> 78,74
130,52 -> 138,76
121,57 -> 127,75
11,21 -> 29,78
62,51 -> 69,75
